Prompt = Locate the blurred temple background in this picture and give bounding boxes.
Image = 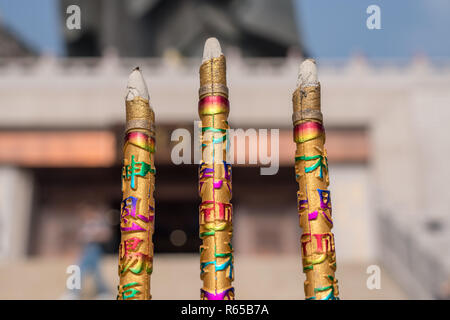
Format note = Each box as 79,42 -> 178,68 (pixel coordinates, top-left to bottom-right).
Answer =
0,0 -> 449,299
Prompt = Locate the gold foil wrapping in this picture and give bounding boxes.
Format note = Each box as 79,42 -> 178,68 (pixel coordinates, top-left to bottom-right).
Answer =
198,55 -> 235,300
118,97 -> 156,300
293,84 -> 339,300
199,56 -> 227,88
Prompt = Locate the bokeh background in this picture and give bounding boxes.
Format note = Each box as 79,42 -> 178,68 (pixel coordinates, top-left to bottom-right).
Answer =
0,0 -> 449,299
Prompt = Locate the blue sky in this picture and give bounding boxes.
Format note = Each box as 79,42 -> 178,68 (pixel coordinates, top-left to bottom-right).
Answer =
0,0 -> 65,55
294,0 -> 450,59
0,0 -> 448,59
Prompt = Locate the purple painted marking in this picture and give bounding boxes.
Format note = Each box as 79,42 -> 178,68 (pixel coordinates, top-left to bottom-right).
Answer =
322,212 -> 333,226
121,196 -> 151,227
308,211 -> 319,220
122,196 -> 138,218
200,168 -> 214,179
199,162 -> 232,193
148,205 -> 155,222
318,189 -> 332,212
223,161 -> 231,181
307,210 -> 333,226
201,287 -> 234,300
299,199 -> 308,211
199,162 -> 214,179
223,162 -> 232,193
137,214 -> 150,222
121,222 -> 146,232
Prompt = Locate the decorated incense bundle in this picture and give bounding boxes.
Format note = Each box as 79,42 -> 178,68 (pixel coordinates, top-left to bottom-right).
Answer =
292,59 -> 339,300
118,68 -> 156,300
198,38 -> 234,300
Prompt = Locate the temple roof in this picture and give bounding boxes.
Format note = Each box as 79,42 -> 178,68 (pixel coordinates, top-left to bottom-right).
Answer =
62,0 -> 303,57
0,24 -> 35,57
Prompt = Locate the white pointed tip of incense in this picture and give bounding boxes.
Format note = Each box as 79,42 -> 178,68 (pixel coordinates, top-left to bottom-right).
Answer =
297,58 -> 318,88
202,37 -> 222,62
125,67 -> 149,101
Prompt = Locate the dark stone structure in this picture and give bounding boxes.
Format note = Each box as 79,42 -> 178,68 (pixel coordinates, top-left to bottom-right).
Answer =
62,0 -> 303,57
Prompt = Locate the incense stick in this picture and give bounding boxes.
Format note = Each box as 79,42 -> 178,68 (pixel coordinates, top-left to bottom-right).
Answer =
118,68 -> 156,300
293,59 -> 339,300
198,38 -> 234,300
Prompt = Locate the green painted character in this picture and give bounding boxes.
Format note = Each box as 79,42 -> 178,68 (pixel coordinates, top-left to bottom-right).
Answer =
122,155 -> 154,189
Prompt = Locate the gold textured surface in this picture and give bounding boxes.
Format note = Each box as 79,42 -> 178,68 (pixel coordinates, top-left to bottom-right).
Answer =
125,97 -> 154,131
198,55 -> 234,300
118,97 -> 155,300
293,84 -> 340,300
199,83 -> 229,99
292,86 -> 321,115
292,109 -> 323,123
199,55 -> 228,98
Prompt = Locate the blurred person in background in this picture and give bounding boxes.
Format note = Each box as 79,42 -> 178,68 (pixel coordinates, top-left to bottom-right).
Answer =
61,203 -> 112,300
437,277 -> 450,300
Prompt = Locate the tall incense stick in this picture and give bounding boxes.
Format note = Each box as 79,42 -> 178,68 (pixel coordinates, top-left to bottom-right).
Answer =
198,38 -> 234,300
293,59 -> 339,300
118,68 -> 156,300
